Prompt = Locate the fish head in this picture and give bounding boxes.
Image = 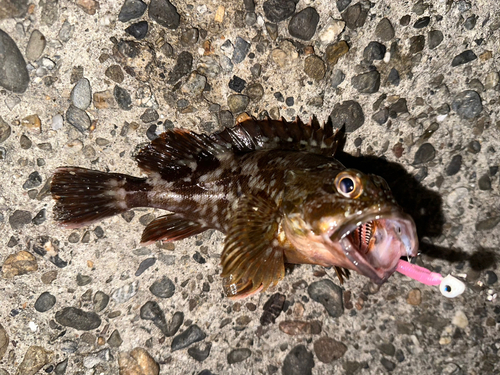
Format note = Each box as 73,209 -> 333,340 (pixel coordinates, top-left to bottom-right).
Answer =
284,168 -> 418,284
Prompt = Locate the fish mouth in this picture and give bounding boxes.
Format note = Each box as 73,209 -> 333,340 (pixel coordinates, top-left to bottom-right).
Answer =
324,210 -> 418,284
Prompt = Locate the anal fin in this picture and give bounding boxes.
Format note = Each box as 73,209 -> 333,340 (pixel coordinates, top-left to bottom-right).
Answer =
141,214 -> 206,244
221,193 -> 286,299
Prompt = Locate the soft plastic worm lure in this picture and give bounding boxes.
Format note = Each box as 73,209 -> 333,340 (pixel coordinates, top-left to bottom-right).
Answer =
396,259 -> 465,298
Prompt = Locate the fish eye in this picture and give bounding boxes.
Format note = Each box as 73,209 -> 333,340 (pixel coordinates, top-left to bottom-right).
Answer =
334,171 -> 363,199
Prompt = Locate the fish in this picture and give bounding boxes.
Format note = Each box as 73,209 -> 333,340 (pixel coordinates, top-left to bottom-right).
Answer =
50,117 -> 418,299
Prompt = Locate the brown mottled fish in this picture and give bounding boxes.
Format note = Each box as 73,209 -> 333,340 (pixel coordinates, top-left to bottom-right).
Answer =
50,117 -> 418,298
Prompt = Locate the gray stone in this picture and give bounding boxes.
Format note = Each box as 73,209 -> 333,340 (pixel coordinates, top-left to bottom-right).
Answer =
26,30 -> 46,61
0,0 -> 28,19
59,20 -> 74,42
330,69 -> 345,88
451,90 -> 482,119
113,85 -> 132,110
171,325 -> 206,351
413,143 -> 436,164
413,16 -> 430,29
34,292 -> 56,312
227,94 -> 249,114
66,105 -> 91,132
232,37 -> 251,64
0,116 -> 11,143
288,7 -> 319,41
0,29 -> 30,93
149,276 -> 175,298
168,51 -> 193,83
118,0 -> 147,22
263,0 -> 296,22
23,171 -> 42,189
428,30 -> 443,49
307,279 -> 344,318
181,71 -> 207,96
93,291 -> 110,312
375,17 -> 395,41
451,50 -> 477,67
351,70 -> 380,93
9,210 -> 32,229
71,78 -> 92,110
55,307 -> 101,331
227,348 -> 252,364
282,345 -> 314,375
445,155 -> 462,176
342,2 -> 369,30
329,100 -> 364,132
125,21 -> 149,40
40,0 -> 59,26
148,0 -> 180,29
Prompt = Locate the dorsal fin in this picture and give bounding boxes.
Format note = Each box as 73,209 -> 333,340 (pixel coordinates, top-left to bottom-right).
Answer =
136,117 -> 346,179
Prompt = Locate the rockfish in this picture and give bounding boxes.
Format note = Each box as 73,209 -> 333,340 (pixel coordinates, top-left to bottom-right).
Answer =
51,117 -> 418,298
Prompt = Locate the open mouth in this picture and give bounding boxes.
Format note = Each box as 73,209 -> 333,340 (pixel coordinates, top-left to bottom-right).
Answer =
325,211 -> 418,284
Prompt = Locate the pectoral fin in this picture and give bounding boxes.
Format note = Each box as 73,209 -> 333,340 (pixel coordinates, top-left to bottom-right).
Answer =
221,193 -> 286,299
141,214 -> 206,244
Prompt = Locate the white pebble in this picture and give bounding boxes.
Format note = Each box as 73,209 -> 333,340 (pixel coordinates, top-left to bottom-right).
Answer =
52,114 -> 64,130
452,310 -> 468,329
318,18 -> 345,44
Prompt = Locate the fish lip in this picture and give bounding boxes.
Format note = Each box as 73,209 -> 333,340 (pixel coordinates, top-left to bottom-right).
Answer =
324,209 -> 418,284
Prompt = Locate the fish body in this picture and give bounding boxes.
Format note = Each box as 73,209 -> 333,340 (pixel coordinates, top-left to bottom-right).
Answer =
51,117 -> 418,298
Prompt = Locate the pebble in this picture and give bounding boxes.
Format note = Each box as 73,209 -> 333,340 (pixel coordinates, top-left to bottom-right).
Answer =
0,30 -> 30,93
463,15 -> 476,30
307,279 -> 344,318
445,155 -> 462,176
108,329 -> 123,347
246,83 -> 264,101
428,30 -> 444,49
71,78 -> 92,110
451,90 -> 482,119
227,94 -> 249,113
330,69 -> 345,89
484,72 -> 499,90
93,291 -> 109,312
475,216 -> 500,231
140,301 -> 169,335
228,75 -> 246,93
26,29 -> 46,61
9,210 -> 33,229
337,0 -> 351,12
118,0 -> 147,22
83,348 -> 112,369
34,292 -> 56,312
352,70 -> 380,93
363,41 -> 386,63
452,310 -> 468,329
117,347 -> 159,375
0,118 -> 12,143
387,68 -> 400,86
413,16 -> 430,29
409,35 -> 425,54
66,105 -> 91,132
41,0 -> 58,26
148,0 -> 180,29
485,271 -> 498,285
263,0 -> 296,22
5,95 -> 21,110
2,250 -> 38,278
304,55 -> 326,81
32,209 -> 46,225
378,342 -> 396,356
407,288 -> 422,305
288,7 -> 319,41
188,342 -> 212,362
325,41 -> 349,67
375,17 -> 395,41
265,22 -> 278,40
21,114 -> 41,132
55,307 -> 101,331
282,345 -> 314,375
388,98 -> 407,115
125,21 -> 149,40
180,28 -> 199,46
140,108 -> 159,123
193,251 -> 206,264
76,0 -> 99,15
372,107 -> 389,124
0,323 -> 7,360
168,51 -> 193,83
279,320 -> 322,335
380,357 -> 396,371
17,346 -> 53,375
114,85 -> 132,110
197,56 -> 221,78
413,143 -> 435,164
260,293 -> 285,325
171,325 -> 206,351
451,50 -> 477,66
342,2 -> 369,30
313,336 -> 347,363
93,90 -> 116,109
59,20 -> 75,42
319,18 -> 345,43
232,37 -> 251,64
112,281 -> 139,304
227,348 -> 252,364
330,100 -> 364,132
478,174 -> 491,190
181,72 -> 207,96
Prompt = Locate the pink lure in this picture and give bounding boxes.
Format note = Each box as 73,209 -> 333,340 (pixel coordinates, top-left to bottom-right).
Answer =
396,259 -> 443,286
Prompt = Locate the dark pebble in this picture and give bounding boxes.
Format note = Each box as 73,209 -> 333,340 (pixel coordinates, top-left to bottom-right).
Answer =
265,22 -> 278,40
428,30 -> 443,49
451,90 -> 482,119
387,68 -> 400,86
451,50 -> 477,67
93,291 -> 110,312
395,349 -> 405,362
485,271 -> 498,285
307,279 -> 344,318
378,343 -> 396,356
108,330 -> 123,347
140,301 -> 168,334
105,65 -> 124,83
372,107 -> 389,125
250,63 -> 262,78
478,174 -> 491,190
219,110 -> 233,128
337,0 -> 351,12
330,69 -> 345,88
313,336 -> 347,363
227,94 -> 249,113
228,75 -> 247,93
288,7 -> 319,41
351,70 -> 380,94
304,55 -> 326,81
198,371 -> 214,375
125,21 -> 149,40
389,98 -> 408,115
263,0 -> 296,22
166,311 -> 184,337
76,273 -> 92,286
282,345 -> 314,375
23,171 -> 42,189
114,85 -> 132,110
285,97 -> 294,106
232,37 -> 251,64
274,92 -> 284,102
363,41 -> 386,63
260,293 -> 285,326
375,18 -> 395,41
140,108 -> 159,123
475,216 -> 500,231
171,325 -> 206,351
243,0 -> 255,11
135,257 -> 156,276
227,348 -> 252,364
55,307 -> 101,331
168,51 -> 193,84
146,124 -> 159,140
464,15 -> 477,30
193,251 -> 206,264
180,28 -> 199,46
0,116 -> 11,143
66,105 -> 91,132
413,16 -> 430,29
445,155 -> 462,176
118,0 -> 147,22
9,210 -> 32,229
188,342 -> 212,362
468,140 -> 481,154
32,209 -> 47,225
381,357 -> 396,371
246,83 -> 264,101
34,292 -> 56,312
0,29 -> 30,93
0,146 -> 6,159
409,35 -> 425,54
148,0 -> 180,29
94,226 -> 104,238
330,100 -> 364,132
413,143 -> 436,164
400,15 -> 411,26
342,2 -> 369,30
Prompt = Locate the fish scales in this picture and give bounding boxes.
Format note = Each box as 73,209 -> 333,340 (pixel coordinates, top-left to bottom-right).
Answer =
51,117 -> 418,299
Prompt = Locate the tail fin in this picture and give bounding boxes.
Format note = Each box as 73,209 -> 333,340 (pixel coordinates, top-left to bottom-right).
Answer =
50,167 -> 149,228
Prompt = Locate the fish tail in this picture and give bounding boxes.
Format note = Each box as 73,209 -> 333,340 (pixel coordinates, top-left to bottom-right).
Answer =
50,167 -> 150,228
